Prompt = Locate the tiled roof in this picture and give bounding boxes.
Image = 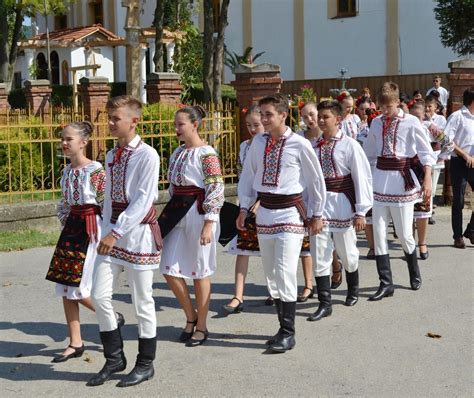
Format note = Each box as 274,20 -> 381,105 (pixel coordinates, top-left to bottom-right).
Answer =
30,24 -> 122,43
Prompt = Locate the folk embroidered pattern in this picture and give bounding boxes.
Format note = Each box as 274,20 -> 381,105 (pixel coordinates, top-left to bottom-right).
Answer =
319,140 -> 338,179
373,191 -> 421,203
201,153 -> 223,184
89,167 -> 106,205
324,218 -> 353,229
262,135 -> 287,186
202,182 -> 224,214
173,148 -> 191,185
382,117 -> 400,156
110,149 -> 132,202
71,170 -> 81,204
257,223 -> 306,235
109,247 -> 161,265
168,146 -> 184,182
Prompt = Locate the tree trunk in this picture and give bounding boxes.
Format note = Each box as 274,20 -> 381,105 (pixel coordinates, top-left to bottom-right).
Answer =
212,0 -> 230,106
7,6 -> 24,88
0,2 -> 9,83
153,0 -> 165,72
202,0 -> 214,104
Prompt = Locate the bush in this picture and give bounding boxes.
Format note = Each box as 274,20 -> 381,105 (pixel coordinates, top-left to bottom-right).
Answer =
8,89 -> 26,109
51,85 -> 73,107
109,82 -> 127,98
187,83 -> 236,104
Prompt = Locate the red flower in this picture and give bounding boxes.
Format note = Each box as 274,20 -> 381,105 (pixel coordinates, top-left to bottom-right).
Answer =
241,107 -> 249,115
337,92 -> 348,103
298,101 -> 305,111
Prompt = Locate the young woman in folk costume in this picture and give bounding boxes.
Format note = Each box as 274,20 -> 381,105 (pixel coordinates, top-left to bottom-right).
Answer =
45,122 -> 117,362
159,106 -> 225,346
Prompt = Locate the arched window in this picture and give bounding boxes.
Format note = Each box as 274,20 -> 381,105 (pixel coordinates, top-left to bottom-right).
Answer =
36,52 -> 48,79
61,60 -> 69,85
51,51 -> 60,84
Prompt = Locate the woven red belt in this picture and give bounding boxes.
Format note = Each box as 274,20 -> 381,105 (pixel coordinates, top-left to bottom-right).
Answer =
376,156 -> 416,191
172,184 -> 205,215
70,204 -> 101,242
325,174 -> 356,212
258,192 -> 307,225
111,202 -> 163,250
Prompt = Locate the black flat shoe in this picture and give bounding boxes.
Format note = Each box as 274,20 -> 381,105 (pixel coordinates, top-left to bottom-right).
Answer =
297,287 -> 314,303
222,297 -> 243,313
52,344 -> 85,363
179,319 -> 198,342
116,312 -> 125,328
428,217 -> 436,225
185,329 -> 209,347
264,296 -> 274,306
418,244 -> 429,260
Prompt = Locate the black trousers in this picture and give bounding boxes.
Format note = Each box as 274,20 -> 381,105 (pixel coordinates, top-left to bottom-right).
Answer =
450,156 -> 474,239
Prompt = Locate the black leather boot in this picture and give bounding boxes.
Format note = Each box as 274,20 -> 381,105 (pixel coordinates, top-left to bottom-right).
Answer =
117,337 -> 156,387
345,269 -> 359,306
307,276 -> 332,321
405,249 -> 422,290
368,254 -> 394,301
86,329 -> 127,387
268,301 -> 296,353
265,298 -> 282,346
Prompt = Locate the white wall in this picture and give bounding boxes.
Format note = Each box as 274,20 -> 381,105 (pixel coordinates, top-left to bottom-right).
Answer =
398,0 -> 458,74
251,0 -> 295,81
97,47 -> 115,82
223,0 -> 244,83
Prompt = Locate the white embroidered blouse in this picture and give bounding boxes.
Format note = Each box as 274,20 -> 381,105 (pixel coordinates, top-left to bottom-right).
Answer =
57,161 -> 106,225
313,132 -> 373,231
364,110 -> 436,206
238,127 -> 326,235
101,135 -> 161,269
168,144 -> 225,222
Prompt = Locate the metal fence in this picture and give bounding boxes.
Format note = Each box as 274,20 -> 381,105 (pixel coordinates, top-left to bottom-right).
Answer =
0,102 -> 239,204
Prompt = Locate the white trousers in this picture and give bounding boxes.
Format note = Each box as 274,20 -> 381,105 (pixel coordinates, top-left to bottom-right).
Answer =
258,234 -> 303,302
92,260 -> 157,338
310,228 -> 359,277
373,205 -> 416,255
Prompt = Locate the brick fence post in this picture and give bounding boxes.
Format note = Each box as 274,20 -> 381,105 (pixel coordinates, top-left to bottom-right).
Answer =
78,76 -> 111,160
24,79 -> 52,118
145,72 -> 183,105
231,63 -> 282,142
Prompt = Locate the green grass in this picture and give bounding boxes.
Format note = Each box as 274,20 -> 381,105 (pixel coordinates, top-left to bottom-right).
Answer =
0,230 -> 59,252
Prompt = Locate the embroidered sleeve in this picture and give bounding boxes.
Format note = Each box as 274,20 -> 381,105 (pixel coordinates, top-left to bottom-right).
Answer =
201,153 -> 224,221
89,166 -> 106,208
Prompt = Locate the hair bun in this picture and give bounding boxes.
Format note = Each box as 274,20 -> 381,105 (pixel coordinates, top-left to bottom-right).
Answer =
193,105 -> 207,119
83,121 -> 94,135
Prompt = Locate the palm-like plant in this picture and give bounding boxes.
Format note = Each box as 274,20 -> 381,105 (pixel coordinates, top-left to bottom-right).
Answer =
224,46 -> 265,71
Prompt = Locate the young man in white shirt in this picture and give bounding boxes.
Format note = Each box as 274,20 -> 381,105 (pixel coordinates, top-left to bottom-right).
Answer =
237,94 -> 326,353
426,75 -> 449,109
444,88 -> 474,248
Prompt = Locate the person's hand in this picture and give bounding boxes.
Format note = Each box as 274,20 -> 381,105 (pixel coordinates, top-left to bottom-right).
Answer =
97,233 -> 117,255
353,216 -> 366,232
200,221 -> 214,245
308,217 -> 323,235
422,174 -> 432,203
236,210 -> 247,231
428,123 -> 443,138
464,154 -> 474,168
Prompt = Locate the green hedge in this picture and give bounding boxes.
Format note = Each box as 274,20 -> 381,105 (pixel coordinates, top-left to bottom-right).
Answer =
187,83 -> 236,104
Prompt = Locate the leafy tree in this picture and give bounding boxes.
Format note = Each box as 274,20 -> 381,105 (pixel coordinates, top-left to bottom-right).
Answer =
0,0 -> 74,89
434,0 -> 474,56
